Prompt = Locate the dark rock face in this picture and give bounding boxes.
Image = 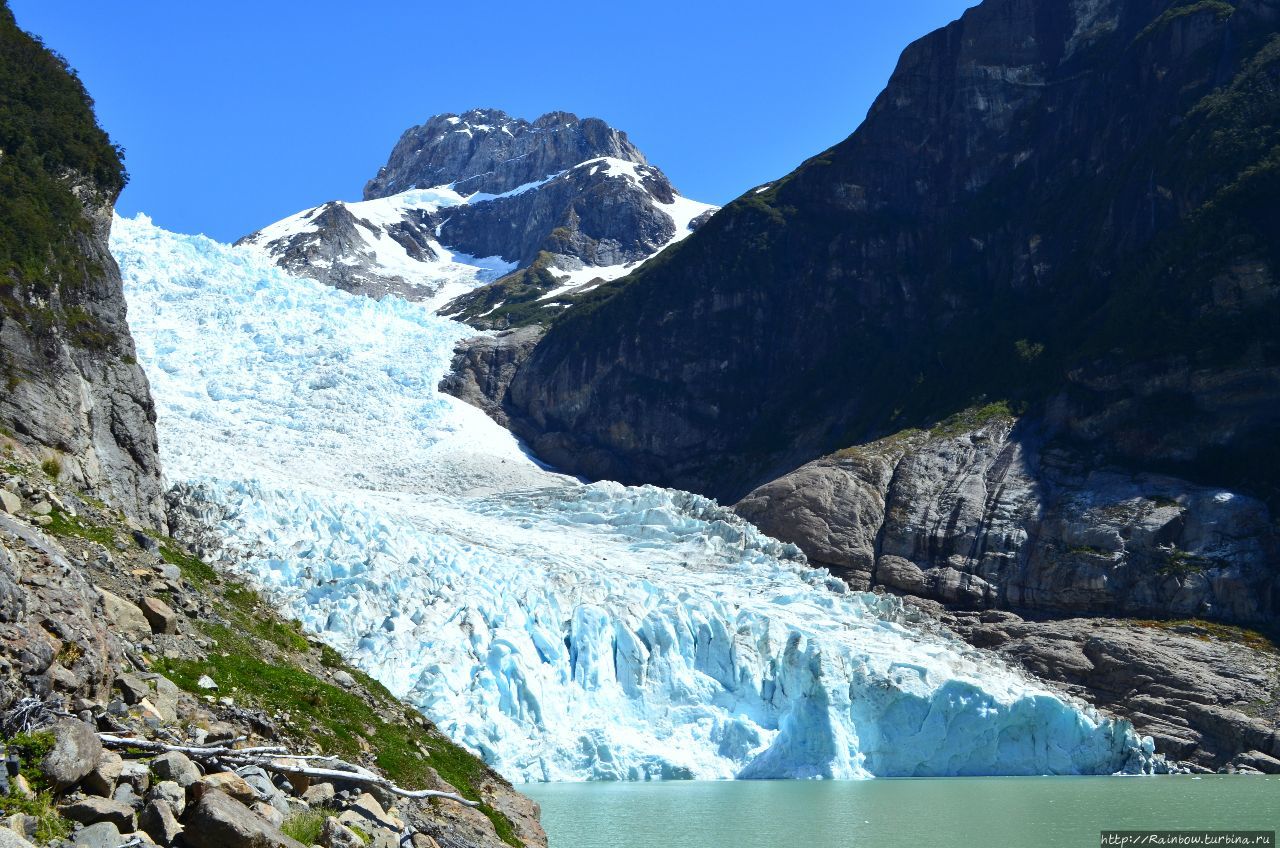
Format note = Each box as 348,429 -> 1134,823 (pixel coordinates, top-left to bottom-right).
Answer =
506,0 -> 1280,510
363,109 -> 646,199
438,326 -> 547,428
734,414 -> 1278,624
939,609 -> 1280,773
0,7 -> 164,528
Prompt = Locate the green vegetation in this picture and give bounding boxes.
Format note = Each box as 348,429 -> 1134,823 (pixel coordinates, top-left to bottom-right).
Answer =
1133,618 -> 1278,653
1158,546 -> 1211,577
281,807 -> 336,845
1137,0 -> 1236,41
0,1 -> 125,290
159,541 -> 218,587
134,561 -> 522,847
39,455 -> 60,479
44,505 -> 117,546
0,731 -> 71,843
449,251 -> 576,328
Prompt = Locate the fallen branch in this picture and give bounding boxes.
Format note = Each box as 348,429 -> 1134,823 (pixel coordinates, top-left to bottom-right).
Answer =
95,734 -> 479,807
231,757 -> 480,806
98,735 -> 286,758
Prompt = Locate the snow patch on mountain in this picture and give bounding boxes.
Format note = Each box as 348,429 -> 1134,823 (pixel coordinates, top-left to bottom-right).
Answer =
113,214 -> 1158,782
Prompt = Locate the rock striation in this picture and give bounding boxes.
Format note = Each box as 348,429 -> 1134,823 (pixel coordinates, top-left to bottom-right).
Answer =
734,411 -> 1278,624
0,5 -> 163,528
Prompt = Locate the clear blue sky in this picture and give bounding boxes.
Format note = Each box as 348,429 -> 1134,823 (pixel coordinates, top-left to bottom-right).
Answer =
13,1 -> 975,243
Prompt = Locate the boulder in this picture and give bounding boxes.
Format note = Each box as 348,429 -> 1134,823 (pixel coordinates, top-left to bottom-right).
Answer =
140,597 -> 177,635
146,781 -> 186,816
96,589 -> 150,641
300,783 -> 335,807
138,800 -> 182,846
0,828 -> 35,848
118,760 -> 152,793
60,797 -> 137,831
41,718 -> 103,789
83,751 -> 124,797
182,790 -> 307,848
150,751 -> 200,788
0,491 -> 20,515
114,673 -> 150,704
319,818 -> 364,848
251,802 -> 284,829
193,772 -> 258,806
71,822 -> 126,848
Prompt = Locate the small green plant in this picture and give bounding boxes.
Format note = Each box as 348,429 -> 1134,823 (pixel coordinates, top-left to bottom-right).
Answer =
348,824 -> 371,844
159,542 -> 219,586
281,807 -> 334,845
1158,546 -> 1210,576
1014,338 -> 1045,362
39,456 -> 61,479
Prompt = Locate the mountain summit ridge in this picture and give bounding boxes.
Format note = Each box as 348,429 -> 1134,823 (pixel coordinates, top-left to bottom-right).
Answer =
363,107 -> 649,199
240,109 -> 715,310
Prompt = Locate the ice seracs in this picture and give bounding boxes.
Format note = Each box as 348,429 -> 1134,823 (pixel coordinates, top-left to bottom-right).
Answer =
114,214 -> 1158,783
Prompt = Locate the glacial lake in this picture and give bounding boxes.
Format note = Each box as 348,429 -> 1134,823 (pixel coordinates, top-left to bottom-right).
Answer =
523,776 -> 1278,848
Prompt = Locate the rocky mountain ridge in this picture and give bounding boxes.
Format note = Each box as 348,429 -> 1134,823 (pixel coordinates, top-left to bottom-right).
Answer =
239,109 -> 715,319
498,0 -> 1280,510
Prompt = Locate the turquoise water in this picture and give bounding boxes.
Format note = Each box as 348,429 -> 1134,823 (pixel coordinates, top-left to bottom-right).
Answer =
523,776 -> 1278,848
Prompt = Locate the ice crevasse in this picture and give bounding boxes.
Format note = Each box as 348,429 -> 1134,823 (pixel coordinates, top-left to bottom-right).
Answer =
111,213 -> 1159,782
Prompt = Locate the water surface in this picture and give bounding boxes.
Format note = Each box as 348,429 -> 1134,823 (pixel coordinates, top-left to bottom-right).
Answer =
524,776 -> 1278,848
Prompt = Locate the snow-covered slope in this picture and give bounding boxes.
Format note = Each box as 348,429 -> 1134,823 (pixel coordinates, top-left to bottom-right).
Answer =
239,109 -> 717,313
114,214 -> 1158,782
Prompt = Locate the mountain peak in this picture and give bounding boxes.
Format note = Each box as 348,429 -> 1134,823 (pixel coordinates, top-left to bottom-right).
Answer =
363,108 -> 647,200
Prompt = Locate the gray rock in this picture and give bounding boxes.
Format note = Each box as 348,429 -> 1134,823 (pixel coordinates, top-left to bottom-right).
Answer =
197,675 -> 218,691
300,783 -> 335,807
235,766 -> 289,814
331,671 -> 356,689
71,822 -> 125,848
138,800 -> 182,847
83,751 -> 124,797
115,673 -> 149,704
0,828 -> 34,848
734,417 -> 1278,625
251,802 -> 284,829
947,613 -> 1280,772
112,782 -> 142,810
145,781 -> 186,817
97,589 -> 151,641
28,501 -> 51,517
0,183 -> 164,528
117,760 -> 152,793
182,790 -> 307,848
318,818 -> 362,848
150,751 -> 200,788
0,491 -> 21,515
41,718 -> 103,789
438,327 -> 546,429
60,796 -> 137,831
139,597 -> 177,635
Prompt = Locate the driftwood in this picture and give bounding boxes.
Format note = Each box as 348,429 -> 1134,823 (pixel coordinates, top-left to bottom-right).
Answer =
97,734 -> 479,807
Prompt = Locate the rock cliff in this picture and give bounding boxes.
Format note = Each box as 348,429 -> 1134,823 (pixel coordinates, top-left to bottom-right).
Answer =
504,0 -> 1280,516
734,408 -> 1277,624
0,5 -> 163,528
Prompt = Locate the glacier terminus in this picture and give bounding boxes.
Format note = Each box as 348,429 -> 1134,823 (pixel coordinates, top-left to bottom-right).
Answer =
112,213 -> 1160,783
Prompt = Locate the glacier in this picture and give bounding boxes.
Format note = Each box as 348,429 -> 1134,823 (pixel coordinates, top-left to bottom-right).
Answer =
112,213 -> 1158,782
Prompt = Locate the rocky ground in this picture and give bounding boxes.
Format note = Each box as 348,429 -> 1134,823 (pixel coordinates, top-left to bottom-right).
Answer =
897,596 -> 1280,774
0,437 -> 544,848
